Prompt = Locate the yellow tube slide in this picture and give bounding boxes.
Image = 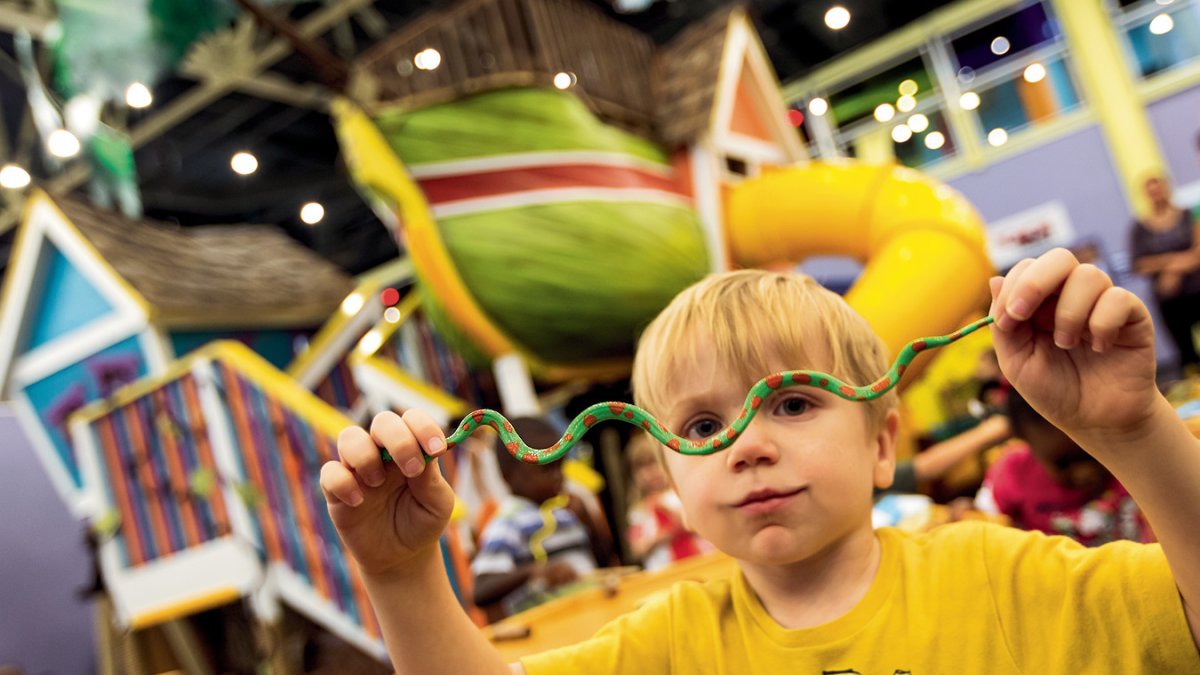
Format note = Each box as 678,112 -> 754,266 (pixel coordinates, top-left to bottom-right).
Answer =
727,162 -> 994,363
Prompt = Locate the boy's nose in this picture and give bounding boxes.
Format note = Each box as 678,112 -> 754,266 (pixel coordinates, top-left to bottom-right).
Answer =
725,422 -> 780,472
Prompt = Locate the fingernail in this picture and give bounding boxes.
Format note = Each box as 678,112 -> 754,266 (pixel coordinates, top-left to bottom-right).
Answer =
427,437 -> 446,454
996,312 -> 1018,332
402,458 -> 423,477
347,490 -> 364,507
1054,331 -> 1076,349
364,468 -> 385,488
1092,339 -> 1106,353
1008,298 -> 1031,321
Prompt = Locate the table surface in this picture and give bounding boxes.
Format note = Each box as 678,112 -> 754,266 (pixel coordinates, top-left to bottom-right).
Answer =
484,550 -> 737,661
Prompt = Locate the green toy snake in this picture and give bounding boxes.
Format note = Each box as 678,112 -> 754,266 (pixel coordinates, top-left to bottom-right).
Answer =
380,317 -> 994,465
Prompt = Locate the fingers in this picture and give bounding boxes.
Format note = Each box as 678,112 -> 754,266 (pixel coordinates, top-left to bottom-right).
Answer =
369,409 -> 449,479
996,249 -> 1077,331
338,424 -> 387,487
994,249 -> 1144,353
1088,287 -> 1146,352
1052,264 -> 1111,349
321,461 -> 363,507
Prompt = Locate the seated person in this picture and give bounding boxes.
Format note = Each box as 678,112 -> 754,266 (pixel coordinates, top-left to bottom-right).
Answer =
975,390 -> 1153,545
471,417 -> 598,618
625,433 -> 714,570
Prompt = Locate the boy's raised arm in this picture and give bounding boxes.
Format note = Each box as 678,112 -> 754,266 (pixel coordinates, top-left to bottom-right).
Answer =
990,248 -> 1200,649
320,410 -> 515,675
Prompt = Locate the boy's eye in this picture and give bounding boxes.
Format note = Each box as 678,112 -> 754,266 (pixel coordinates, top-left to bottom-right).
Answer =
775,395 -> 810,416
684,418 -> 722,440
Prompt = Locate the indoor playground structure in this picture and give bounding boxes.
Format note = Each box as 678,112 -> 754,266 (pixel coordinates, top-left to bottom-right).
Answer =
0,0 -> 995,665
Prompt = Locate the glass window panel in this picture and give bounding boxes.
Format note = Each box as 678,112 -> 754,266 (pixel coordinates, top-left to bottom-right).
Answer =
1122,4 -> 1200,78
828,56 -> 933,130
973,55 -> 1080,143
892,109 -> 956,168
951,3 -> 1062,73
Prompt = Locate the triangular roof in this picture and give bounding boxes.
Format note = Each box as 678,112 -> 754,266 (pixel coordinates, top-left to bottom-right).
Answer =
653,7 -> 735,149
51,194 -> 356,329
654,6 -> 804,161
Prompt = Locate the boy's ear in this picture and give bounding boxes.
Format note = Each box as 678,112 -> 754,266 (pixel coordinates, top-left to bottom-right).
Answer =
872,409 -> 900,490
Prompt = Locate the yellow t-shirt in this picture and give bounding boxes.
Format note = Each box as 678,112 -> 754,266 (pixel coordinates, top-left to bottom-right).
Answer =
521,522 -> 1197,673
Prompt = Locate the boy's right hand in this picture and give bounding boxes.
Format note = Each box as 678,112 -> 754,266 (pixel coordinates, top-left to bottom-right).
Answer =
320,409 -> 455,578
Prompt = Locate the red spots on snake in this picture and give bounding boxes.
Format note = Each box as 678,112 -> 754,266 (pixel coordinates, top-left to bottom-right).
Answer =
624,411 -> 635,419
642,420 -> 651,430
913,340 -> 927,352
751,396 -> 762,409
871,379 -> 891,393
766,374 -> 783,389
819,378 -> 829,386
504,420 -> 513,433
506,442 -> 519,455
794,373 -> 813,385
726,428 -> 737,440
667,439 -> 680,451
472,411 -> 484,423
564,433 -> 573,442
713,438 -> 723,448
608,403 -> 625,416
520,452 -> 540,464
584,414 -> 597,428
839,385 -> 855,397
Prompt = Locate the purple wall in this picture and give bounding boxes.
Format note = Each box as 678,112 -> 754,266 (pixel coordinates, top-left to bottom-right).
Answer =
947,123 -> 1181,365
1147,84 -> 1200,187
0,410 -> 94,674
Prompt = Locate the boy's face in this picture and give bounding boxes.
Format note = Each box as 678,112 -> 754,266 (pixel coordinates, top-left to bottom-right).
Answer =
657,339 -> 897,566
503,462 -> 565,505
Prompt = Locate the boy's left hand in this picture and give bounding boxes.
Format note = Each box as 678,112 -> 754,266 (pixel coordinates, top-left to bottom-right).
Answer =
990,248 -> 1158,445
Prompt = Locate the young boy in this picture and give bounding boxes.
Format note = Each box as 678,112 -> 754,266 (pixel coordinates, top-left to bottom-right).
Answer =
321,249 -> 1200,672
471,417 -> 598,618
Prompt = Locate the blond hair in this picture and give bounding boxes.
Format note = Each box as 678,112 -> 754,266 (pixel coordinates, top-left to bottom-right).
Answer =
632,269 -> 897,432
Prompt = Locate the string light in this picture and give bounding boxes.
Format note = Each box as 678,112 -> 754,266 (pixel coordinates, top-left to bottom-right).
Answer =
959,91 -> 981,110
1023,63 -> 1047,83
808,97 -> 829,116
414,48 -> 442,71
47,129 -> 81,158
300,202 -> 325,225
553,72 -> 576,89
898,79 -> 918,96
384,307 -> 402,323
874,103 -> 895,123
341,293 -> 365,316
896,95 -> 916,113
988,128 -> 1009,146
0,164 -> 31,189
907,114 -> 929,133
991,36 -> 1010,55
231,151 -> 258,175
1149,13 -> 1175,35
824,6 -> 850,30
925,131 -> 946,150
891,125 -> 913,143
125,82 -> 152,108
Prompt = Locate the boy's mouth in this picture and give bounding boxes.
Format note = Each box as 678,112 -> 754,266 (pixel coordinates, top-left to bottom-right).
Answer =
733,487 -> 807,514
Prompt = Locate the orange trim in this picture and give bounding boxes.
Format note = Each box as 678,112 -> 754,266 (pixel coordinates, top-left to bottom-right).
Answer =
96,417 -> 147,565
153,389 -> 203,547
267,397 -> 331,601
129,586 -> 242,630
220,365 -> 284,563
123,403 -> 174,559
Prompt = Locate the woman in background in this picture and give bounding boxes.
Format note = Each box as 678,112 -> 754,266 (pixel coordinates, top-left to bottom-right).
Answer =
1130,174 -> 1200,371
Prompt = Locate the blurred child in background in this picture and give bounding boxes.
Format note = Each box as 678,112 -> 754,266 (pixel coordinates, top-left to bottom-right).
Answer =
975,390 -> 1153,545
625,433 -> 714,570
471,417 -> 600,619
